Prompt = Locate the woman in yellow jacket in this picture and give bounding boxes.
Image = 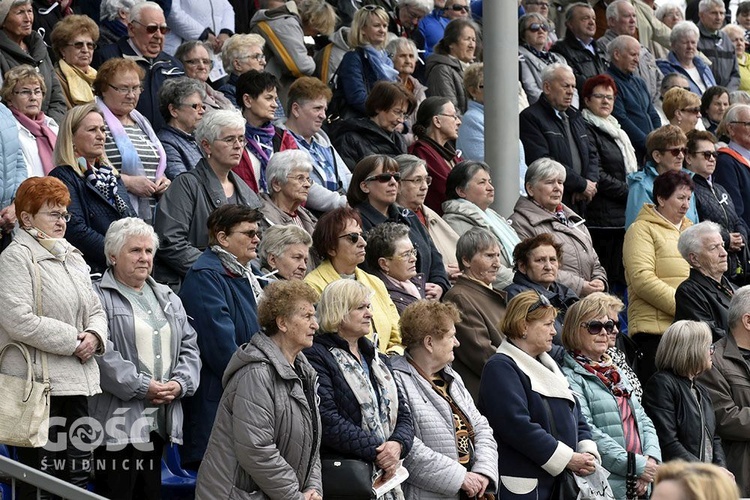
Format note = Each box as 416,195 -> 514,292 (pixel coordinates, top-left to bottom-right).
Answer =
305,207 -> 403,354
623,170 -> 693,384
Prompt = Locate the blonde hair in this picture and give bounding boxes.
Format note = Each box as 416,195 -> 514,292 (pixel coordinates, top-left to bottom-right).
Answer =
317,280 -> 372,333
655,320 -> 712,377
53,103 -> 107,170
663,87 -> 702,120
298,0 -> 337,36
561,295 -> 609,352
0,65 -> 46,104
221,33 -> 265,70
654,460 -> 740,500
349,6 -> 390,48
502,290 -> 557,340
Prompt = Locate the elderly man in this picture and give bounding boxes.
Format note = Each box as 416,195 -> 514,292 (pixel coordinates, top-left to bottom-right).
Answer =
597,0 -> 663,103
697,0 -> 740,90
674,221 -> 735,340
606,35 -> 661,161
551,3 -> 607,93
715,104 -> 750,227
93,1 -> 185,132
698,285 -> 750,496
520,63 -> 599,215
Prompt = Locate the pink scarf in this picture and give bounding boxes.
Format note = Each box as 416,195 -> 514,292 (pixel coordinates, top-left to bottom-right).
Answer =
11,107 -> 57,175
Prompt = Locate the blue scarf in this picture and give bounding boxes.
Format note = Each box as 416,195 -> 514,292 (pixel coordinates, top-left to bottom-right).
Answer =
244,122 -> 275,192
363,45 -> 399,83
288,129 -> 337,192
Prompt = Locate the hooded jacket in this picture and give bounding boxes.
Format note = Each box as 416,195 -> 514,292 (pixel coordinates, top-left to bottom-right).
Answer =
424,53 -> 468,113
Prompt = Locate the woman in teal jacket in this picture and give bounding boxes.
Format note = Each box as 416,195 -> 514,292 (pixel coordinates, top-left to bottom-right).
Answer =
0,101 -> 25,250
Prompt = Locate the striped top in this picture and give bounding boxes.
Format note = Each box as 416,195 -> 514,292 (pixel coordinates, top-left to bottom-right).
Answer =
104,124 -> 161,210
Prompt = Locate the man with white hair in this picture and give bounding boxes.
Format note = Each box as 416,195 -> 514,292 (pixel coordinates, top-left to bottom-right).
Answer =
94,1 -> 185,131
674,221 -> 735,340
697,0 -> 740,89
715,104 -> 750,227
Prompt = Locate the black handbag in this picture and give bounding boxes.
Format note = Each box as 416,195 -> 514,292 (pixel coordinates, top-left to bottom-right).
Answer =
321,458 -> 375,499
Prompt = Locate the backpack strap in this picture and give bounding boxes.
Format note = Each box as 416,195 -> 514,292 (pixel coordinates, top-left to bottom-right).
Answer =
256,20 -> 304,78
320,43 -> 334,84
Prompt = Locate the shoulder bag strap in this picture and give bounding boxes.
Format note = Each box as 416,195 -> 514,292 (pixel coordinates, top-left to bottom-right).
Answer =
320,43 -> 334,83
256,20 -> 304,78
28,249 -> 50,385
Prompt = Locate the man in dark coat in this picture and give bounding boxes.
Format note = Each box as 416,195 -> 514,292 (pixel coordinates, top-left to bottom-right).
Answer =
551,2 -> 607,93
697,0 -> 740,90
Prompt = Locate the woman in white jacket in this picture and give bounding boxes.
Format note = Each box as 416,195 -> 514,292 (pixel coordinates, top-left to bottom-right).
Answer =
164,0 -> 235,55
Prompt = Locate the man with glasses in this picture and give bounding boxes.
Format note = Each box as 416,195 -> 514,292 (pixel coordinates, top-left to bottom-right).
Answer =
715,104 -> 750,227
94,1 -> 184,131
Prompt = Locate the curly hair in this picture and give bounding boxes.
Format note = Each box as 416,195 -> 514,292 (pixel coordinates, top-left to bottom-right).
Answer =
50,14 -> 100,58
258,281 -> 320,336
400,300 -> 461,350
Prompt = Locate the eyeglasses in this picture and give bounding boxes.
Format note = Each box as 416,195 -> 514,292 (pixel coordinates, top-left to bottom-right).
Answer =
233,229 -> 258,239
581,319 -> 616,335
287,174 -> 313,185
108,83 -> 144,96
184,58 -> 212,67
388,248 -> 418,261
338,232 -> 362,244
731,120 -> 750,127
692,150 -> 718,160
450,5 -> 470,12
682,107 -> 701,114
67,41 -> 96,51
362,4 -> 387,12
590,93 -> 615,101
218,135 -> 247,146
237,53 -> 266,62
401,175 -> 433,186
528,292 -> 552,313
38,211 -> 71,222
659,147 -> 688,157
183,102 -> 206,111
13,88 -> 43,98
365,172 -> 401,183
131,20 -> 171,34
439,113 -> 461,121
607,320 -> 620,333
527,22 -> 550,32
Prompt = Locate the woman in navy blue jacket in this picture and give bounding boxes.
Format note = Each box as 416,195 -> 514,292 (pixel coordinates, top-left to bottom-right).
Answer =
479,291 -> 600,499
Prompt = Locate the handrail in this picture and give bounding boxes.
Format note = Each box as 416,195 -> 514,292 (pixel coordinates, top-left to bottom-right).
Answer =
0,454 -> 107,499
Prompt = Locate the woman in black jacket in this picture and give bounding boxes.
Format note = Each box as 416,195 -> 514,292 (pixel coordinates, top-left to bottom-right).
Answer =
642,320 -> 728,469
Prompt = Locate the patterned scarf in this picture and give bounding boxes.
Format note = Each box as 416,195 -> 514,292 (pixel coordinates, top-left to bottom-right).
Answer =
522,43 -> 554,63
211,245 -> 264,303
245,122 -> 276,191
24,227 -> 73,261
82,158 -> 131,216
553,204 -> 570,226
570,350 -> 631,398
288,129 -> 338,192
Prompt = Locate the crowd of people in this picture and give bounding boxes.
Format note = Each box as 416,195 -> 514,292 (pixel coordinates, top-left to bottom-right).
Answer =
1,0 -> 750,499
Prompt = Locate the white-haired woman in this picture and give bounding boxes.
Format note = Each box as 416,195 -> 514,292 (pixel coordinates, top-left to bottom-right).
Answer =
258,149 -> 317,236
218,33 -> 267,107
153,109 -> 262,289
99,0 -> 140,46
92,217 -> 201,499
653,2 -> 684,59
656,21 -> 717,96
257,224 -> 312,282
387,37 -> 426,144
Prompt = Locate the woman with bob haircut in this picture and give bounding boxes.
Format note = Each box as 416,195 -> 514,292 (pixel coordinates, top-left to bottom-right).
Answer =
0,176 -> 107,497
642,320 -> 727,468
258,149 -> 317,236
50,14 -> 99,107
196,280 -> 323,500
257,224 -> 312,282
700,85 -> 730,135
479,290 -> 599,500
156,77 -> 206,180
391,300 -> 499,499
651,461 -> 739,500
304,279 -> 413,496
662,87 -> 703,135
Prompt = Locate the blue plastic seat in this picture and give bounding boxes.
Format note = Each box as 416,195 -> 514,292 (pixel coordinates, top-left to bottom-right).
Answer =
161,459 -> 195,500
165,444 -> 197,479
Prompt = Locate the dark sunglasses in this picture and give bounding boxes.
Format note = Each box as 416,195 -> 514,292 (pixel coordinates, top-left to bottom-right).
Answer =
527,22 -> 550,32
132,20 -> 171,34
682,107 -> 701,114
362,4 -> 386,12
659,147 -> 688,157
233,229 -> 258,239
528,292 -> 552,313
67,41 -> 97,50
338,232 -> 362,244
450,5 -> 470,11
692,150 -> 718,160
581,320 -> 616,335
365,172 -> 401,183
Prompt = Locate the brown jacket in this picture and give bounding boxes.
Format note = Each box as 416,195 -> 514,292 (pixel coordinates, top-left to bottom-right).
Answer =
442,276 -> 506,400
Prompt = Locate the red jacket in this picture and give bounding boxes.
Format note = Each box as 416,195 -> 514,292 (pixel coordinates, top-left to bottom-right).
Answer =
409,139 -> 461,215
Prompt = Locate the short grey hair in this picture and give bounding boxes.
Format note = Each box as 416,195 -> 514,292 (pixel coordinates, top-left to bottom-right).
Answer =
606,0 -> 631,21
655,2 -> 682,22
398,0 -> 434,14
699,0 -> 724,13
670,21 -> 700,47
258,224 -> 312,269
607,34 -> 639,60
194,109 -> 246,145
365,222 -> 412,269
456,228 -> 499,271
677,221 -> 723,262
386,37 -> 418,60
729,285 -> 750,329
729,91 -> 750,105
721,103 -> 750,136
100,0 -> 142,21
395,154 -> 427,179
158,77 -> 206,123
661,72 -> 690,94
104,217 -> 159,266
525,158 -> 567,187
174,40 -> 215,66
266,150 -> 313,188
564,2 -> 594,25
221,33 -> 265,70
541,62 -> 573,86
129,0 -> 162,23
656,320 -> 712,377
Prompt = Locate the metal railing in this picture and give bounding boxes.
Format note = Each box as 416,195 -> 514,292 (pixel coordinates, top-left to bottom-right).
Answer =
0,455 -> 106,499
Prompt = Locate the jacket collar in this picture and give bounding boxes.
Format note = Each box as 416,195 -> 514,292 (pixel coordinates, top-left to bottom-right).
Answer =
499,341 -> 574,401
512,196 -> 583,227
97,268 -> 174,306
12,226 -> 82,262
223,331 -> 315,387
717,331 -> 750,372
607,65 -> 633,81
686,267 -> 735,297
313,330 -> 377,362
452,274 -> 507,300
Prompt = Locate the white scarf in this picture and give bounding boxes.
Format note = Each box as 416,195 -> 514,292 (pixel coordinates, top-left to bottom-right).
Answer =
582,108 -> 639,174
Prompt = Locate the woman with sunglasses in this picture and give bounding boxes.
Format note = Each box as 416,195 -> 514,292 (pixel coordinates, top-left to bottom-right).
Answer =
305,206 -> 404,355
662,87 -> 703,135
518,12 -> 572,106
479,290 -> 600,500
50,15 -> 99,107
349,155 -> 450,299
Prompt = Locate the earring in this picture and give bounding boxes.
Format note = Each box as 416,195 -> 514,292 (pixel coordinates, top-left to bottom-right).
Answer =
521,332 -> 528,339
207,152 -> 211,159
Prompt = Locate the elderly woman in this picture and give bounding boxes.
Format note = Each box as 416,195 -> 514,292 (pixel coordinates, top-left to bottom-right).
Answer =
505,233 -> 579,338
154,110 -> 261,289
652,461 -> 740,500
92,217 -> 201,498
50,15 -> 99,107
257,224 -> 312,282
518,13 -> 571,106
509,158 -> 607,297
409,96 -> 463,215
642,321 -> 726,468
561,296 -> 661,500
178,204 -> 264,470
457,63 -> 486,162
156,77 -> 206,180
365,222 -> 426,315
174,41 -> 234,111
425,19 -> 479,114
99,0 -> 139,46
657,21 -> 716,96
349,154 -> 450,297
304,280 -> 413,497
624,170 -> 694,383
196,280 -> 323,500
94,58 -> 168,221
479,291 -> 599,500
662,87 -> 704,134
259,149 -> 317,235
395,154 -> 460,280
334,81 -> 416,171
218,33 -> 267,107
701,86 -> 730,134
442,161 -> 519,289
305,207 -> 403,354
723,24 -> 750,92
1,65 -> 59,178
442,228 -> 508,399
0,176 -> 107,497
48,103 -> 136,275
654,3 -> 685,59
387,37 -> 427,141
0,0 -> 66,123
392,300 -> 499,499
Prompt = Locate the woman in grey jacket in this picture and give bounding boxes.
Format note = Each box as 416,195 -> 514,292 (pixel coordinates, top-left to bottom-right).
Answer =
393,300 -> 498,500
91,217 -> 201,499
